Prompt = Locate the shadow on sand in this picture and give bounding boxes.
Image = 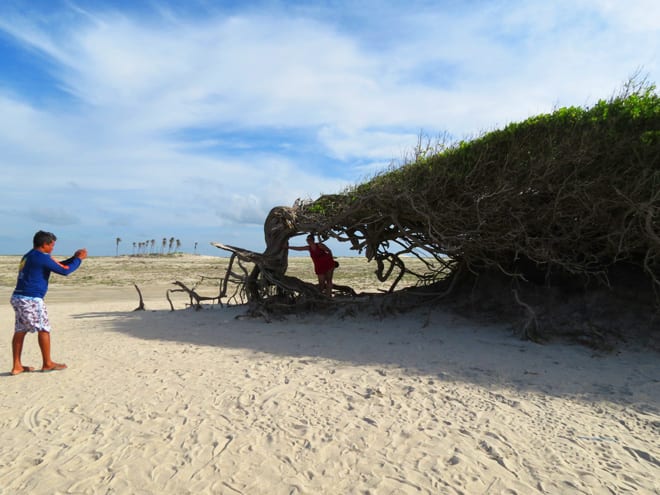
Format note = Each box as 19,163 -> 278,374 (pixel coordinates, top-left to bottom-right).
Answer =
71,304 -> 657,407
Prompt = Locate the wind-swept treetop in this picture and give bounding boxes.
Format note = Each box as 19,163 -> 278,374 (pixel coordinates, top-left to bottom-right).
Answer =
296,80 -> 659,294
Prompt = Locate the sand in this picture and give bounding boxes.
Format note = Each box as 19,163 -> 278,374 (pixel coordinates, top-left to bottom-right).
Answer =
0,255 -> 658,494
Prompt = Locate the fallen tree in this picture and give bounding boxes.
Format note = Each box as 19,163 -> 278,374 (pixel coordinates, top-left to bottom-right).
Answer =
213,80 -> 660,348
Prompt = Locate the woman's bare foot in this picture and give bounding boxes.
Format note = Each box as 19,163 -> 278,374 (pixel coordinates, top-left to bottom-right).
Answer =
41,362 -> 67,372
11,365 -> 35,375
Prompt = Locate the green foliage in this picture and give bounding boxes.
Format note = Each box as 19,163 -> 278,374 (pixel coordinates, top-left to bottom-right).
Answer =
307,203 -> 326,215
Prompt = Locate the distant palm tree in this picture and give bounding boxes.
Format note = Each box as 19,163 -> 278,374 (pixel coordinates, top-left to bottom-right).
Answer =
150,239 -> 155,254
176,239 -> 181,253
162,238 -> 167,255
132,242 -> 136,255
168,237 -> 175,254
194,242 -> 198,254
115,237 -> 121,256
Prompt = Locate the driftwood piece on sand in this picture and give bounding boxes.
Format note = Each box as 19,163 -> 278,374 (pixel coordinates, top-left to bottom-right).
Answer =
167,280 -> 223,311
133,284 -> 145,311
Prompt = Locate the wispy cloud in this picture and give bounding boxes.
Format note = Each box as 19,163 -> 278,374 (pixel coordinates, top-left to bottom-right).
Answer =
0,0 -> 657,255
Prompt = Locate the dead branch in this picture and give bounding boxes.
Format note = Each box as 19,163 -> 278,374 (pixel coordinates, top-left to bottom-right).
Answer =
133,284 -> 145,311
166,288 -> 175,311
512,289 -> 540,342
170,280 -> 221,310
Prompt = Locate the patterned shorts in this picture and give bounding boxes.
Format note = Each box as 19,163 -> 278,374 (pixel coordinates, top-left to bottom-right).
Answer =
10,296 -> 51,333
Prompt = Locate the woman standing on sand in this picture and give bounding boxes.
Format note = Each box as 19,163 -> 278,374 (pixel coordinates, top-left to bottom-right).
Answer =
289,234 -> 335,297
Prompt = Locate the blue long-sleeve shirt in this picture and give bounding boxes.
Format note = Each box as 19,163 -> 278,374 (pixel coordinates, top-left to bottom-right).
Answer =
12,249 -> 82,298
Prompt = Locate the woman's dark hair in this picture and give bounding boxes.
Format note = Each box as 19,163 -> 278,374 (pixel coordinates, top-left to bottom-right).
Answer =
33,230 -> 57,248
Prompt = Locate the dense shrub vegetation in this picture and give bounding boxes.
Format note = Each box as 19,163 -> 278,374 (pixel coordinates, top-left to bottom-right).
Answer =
291,80 -> 659,344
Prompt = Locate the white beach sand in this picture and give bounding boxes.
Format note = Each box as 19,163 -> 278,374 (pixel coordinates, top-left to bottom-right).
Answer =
0,255 -> 658,494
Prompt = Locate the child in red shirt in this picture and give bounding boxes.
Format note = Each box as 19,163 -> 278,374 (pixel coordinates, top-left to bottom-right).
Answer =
289,234 -> 335,297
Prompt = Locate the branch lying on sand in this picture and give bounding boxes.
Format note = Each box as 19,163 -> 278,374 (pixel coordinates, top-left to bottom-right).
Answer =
133,284 -> 145,311
167,280 -> 223,311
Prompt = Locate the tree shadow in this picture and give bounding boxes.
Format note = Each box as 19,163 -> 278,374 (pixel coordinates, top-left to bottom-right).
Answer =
71,304 -> 658,408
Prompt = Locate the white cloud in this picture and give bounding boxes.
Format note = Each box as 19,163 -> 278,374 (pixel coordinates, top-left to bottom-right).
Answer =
28,207 -> 80,226
580,0 -> 660,32
0,1 -> 657,255
318,126 -> 421,162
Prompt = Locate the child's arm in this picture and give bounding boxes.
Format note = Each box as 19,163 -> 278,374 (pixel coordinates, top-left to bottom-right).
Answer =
48,249 -> 87,275
45,256 -> 82,275
59,248 -> 88,265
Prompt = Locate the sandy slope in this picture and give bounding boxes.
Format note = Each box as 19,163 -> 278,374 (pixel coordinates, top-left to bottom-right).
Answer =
0,256 -> 658,494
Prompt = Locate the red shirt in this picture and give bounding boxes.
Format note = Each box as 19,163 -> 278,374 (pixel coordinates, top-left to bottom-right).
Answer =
308,243 -> 334,275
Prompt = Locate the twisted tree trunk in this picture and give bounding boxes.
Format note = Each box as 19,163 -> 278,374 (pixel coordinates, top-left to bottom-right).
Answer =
213,205 -> 324,304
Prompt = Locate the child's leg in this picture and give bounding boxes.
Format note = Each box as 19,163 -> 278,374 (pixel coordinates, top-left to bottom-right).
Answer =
37,331 -> 67,371
318,272 -> 333,297
11,331 -> 32,375
326,271 -> 334,296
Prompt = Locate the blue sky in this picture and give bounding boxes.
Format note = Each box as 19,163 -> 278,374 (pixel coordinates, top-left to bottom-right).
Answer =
0,0 -> 658,257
